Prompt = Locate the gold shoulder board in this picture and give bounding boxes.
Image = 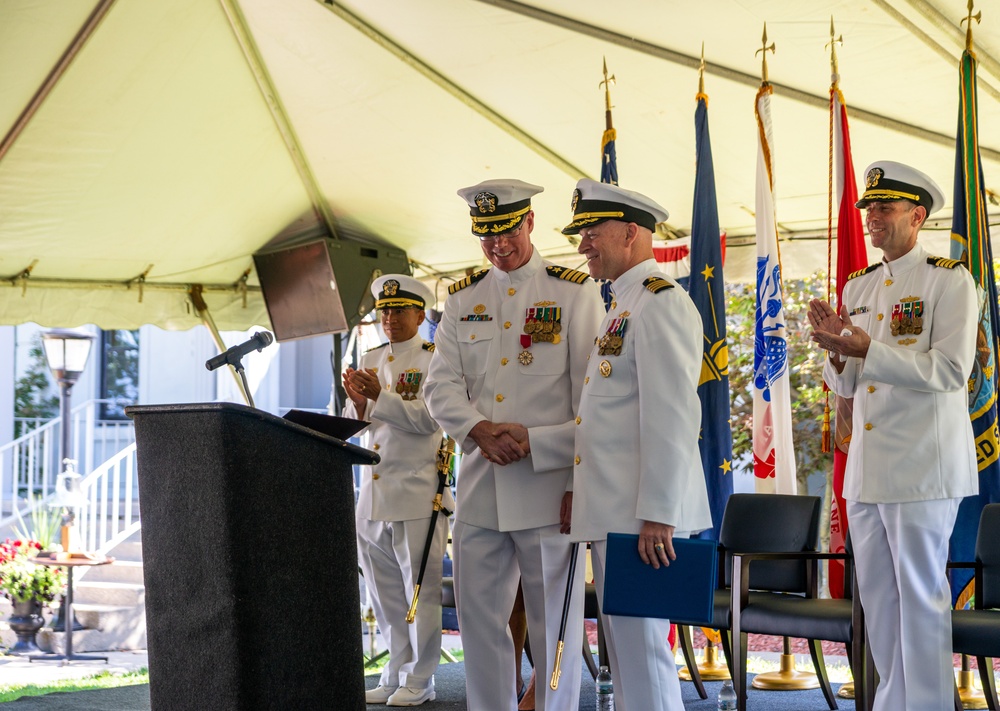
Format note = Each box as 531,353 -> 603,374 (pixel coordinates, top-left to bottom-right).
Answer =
643,276 -> 674,294
927,256 -> 963,269
846,263 -> 880,281
546,265 -> 591,284
448,268 -> 491,295
422,341 -> 435,352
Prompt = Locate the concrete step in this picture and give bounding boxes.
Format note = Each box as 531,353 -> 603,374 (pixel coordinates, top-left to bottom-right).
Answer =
80,559 -> 144,585
38,604 -> 147,653
108,540 -> 143,562
73,581 -> 144,607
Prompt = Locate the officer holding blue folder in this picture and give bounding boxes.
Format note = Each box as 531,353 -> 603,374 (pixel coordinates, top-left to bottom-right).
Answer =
564,179 -> 712,711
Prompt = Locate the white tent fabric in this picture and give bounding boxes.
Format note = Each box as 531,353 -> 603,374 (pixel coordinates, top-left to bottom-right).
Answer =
1,0 -> 999,330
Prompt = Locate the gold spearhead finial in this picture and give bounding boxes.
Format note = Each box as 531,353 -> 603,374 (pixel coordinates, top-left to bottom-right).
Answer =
962,0 -> 981,52
698,42 -> 706,96
826,16 -> 843,80
600,57 -> 616,114
756,22 -> 776,84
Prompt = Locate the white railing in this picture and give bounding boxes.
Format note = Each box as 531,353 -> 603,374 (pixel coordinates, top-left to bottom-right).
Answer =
77,442 -> 140,555
1,400 -> 135,519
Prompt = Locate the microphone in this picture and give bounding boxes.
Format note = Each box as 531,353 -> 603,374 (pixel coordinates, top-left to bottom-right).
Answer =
205,331 -> 274,371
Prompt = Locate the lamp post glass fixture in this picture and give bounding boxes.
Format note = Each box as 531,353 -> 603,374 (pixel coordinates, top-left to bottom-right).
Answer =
41,329 -> 95,479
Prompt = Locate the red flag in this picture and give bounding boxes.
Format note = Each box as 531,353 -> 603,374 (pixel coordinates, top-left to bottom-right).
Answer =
827,87 -> 868,598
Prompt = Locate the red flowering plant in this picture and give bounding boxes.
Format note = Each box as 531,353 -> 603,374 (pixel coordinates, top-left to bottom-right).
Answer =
0,538 -> 66,604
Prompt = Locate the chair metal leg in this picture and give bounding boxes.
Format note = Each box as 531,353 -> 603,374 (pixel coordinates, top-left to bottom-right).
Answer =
806,638 -> 838,710
978,657 -> 999,711
583,635 -> 598,680
720,630 -> 736,679
676,625 -> 708,699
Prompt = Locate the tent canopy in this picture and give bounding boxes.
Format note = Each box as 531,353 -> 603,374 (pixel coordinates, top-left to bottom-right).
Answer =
2,0 -> 999,330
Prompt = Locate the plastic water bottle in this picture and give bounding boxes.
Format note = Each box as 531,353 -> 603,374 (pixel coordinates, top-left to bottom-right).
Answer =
717,679 -> 737,710
595,665 -> 614,710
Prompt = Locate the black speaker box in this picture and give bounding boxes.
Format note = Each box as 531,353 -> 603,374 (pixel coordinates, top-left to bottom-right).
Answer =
253,233 -> 410,342
128,403 -> 373,711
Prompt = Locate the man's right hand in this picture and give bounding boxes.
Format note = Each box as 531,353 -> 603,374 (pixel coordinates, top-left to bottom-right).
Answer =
342,368 -> 368,410
469,420 -> 528,465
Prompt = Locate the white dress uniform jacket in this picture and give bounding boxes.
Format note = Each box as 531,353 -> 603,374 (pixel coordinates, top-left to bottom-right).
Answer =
425,248 -> 605,530
572,259 -> 713,541
824,244 -> 979,504
347,333 -> 454,521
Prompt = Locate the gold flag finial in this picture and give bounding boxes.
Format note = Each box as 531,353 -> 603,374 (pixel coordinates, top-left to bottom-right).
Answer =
756,22 -> 776,84
600,57 -> 616,117
962,0 -> 981,52
600,57 -> 616,130
698,42 -> 706,96
826,16 -> 843,81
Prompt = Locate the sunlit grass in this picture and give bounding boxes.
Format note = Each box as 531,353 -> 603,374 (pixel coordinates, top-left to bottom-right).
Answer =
0,668 -> 148,704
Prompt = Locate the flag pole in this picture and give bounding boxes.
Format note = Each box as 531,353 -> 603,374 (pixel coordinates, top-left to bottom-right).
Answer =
953,6 -> 990,710
748,21 -> 818,696
678,45 -> 731,686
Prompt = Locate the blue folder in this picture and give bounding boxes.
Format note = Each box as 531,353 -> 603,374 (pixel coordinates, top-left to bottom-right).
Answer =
602,533 -> 718,625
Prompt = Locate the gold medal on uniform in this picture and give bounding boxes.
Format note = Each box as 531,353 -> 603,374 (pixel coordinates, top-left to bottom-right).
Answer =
890,303 -> 902,336
598,317 -> 628,356
599,360 -> 612,377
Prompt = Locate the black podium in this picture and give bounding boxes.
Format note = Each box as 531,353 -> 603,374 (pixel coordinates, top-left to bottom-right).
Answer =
127,403 -> 377,711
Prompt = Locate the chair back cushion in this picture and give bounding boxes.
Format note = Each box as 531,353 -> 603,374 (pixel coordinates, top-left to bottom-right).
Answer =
977,503 -> 1000,609
719,493 -> 821,593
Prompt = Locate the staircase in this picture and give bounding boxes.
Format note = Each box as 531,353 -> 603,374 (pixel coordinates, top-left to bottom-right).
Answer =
37,530 -> 146,653
1,412 -> 146,654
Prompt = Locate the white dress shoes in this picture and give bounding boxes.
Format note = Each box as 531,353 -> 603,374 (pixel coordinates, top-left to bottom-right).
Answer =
365,685 -> 398,704
386,685 -> 436,706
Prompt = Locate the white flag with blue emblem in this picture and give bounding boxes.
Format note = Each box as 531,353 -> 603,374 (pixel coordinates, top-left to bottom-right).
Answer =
752,83 -> 797,495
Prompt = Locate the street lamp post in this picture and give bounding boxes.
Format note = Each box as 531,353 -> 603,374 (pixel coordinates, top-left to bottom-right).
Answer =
41,328 -> 96,476
40,329 -> 95,639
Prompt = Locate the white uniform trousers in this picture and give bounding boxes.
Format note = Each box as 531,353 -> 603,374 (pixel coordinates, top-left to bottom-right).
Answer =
357,514 -> 449,690
591,540 -> 684,711
452,521 -> 584,711
847,498 -> 960,711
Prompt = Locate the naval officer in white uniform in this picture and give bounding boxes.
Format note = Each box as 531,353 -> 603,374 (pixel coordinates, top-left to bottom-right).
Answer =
809,161 -> 978,711
424,179 -> 604,711
563,179 -> 712,711
345,274 -> 453,707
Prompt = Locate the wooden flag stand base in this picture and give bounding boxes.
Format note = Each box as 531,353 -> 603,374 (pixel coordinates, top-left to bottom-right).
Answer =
678,643 -> 731,681
751,638 -> 820,691
956,667 -> 988,709
837,681 -> 854,699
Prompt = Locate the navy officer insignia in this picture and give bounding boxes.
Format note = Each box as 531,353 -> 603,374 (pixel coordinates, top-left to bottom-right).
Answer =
382,279 -> 400,297
546,265 -> 590,284
865,167 -> 884,189
422,341 -> 435,353
847,263 -> 880,281
448,268 -> 490,295
461,303 -> 492,322
927,256 -> 963,269
474,192 -> 497,214
643,276 -> 673,293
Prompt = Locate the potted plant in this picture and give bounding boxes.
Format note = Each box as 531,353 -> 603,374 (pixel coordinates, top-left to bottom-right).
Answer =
1,502 -> 67,655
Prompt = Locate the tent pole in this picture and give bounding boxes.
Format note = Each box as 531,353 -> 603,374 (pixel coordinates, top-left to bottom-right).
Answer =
473,0 -> 1000,163
0,0 -> 117,165
190,286 -> 252,407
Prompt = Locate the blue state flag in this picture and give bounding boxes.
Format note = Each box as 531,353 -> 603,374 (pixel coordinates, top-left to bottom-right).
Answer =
688,94 -> 733,540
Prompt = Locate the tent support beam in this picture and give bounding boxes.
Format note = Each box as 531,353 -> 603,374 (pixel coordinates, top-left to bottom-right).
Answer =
0,277 -> 261,295
874,0 -> 1000,103
0,0 -> 117,165
895,0 -> 1000,90
319,0 -> 589,181
473,0 -> 1000,164
190,285 -> 252,407
219,0 -> 340,240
